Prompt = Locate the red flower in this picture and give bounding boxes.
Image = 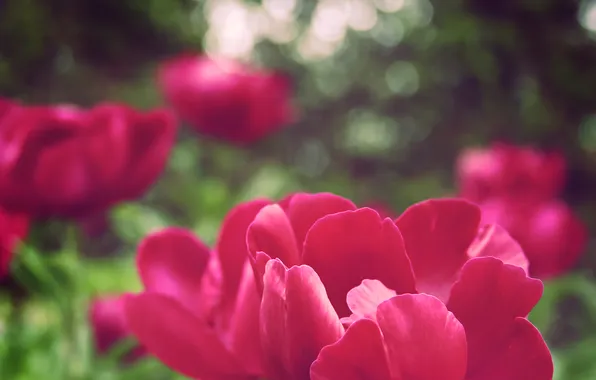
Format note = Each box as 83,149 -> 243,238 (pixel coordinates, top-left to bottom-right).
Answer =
248,193 -> 552,379
0,98 -> 177,218
123,199 -> 272,379
157,53 -> 294,145
0,210 -> 28,278
456,143 -> 565,203
89,295 -> 146,361
480,198 -> 587,279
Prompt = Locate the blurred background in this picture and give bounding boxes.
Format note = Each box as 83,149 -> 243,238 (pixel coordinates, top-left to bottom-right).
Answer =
2,0 -> 596,378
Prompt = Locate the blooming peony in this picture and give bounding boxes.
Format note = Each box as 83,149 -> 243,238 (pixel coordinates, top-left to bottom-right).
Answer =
123,193 -> 553,380
0,98 -> 177,218
157,53 -> 294,145
456,142 -> 565,203
479,198 -> 587,279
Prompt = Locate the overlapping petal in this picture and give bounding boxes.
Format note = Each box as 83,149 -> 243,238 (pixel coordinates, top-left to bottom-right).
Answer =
137,227 -> 215,317
303,208 -> 416,317
124,292 -> 245,379
395,198 -> 480,302
260,259 -> 344,380
216,198 -> 271,300
378,294 -> 468,380
310,319 -> 392,380
447,257 -> 547,377
467,224 -> 528,273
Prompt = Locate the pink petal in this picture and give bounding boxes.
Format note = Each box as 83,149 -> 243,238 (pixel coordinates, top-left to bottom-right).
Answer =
395,198 -> 481,302
466,317 -> 553,380
223,262 -> 264,375
303,208 -> 416,317
246,204 -> 300,267
216,199 -> 272,300
260,259 -> 344,380
342,279 -> 397,324
310,319 -> 392,380
250,251 -> 273,294
124,293 -> 243,379
285,192 -> 356,251
468,224 -> 529,273
377,294 -> 467,380
137,227 -> 214,316
446,257 -> 544,376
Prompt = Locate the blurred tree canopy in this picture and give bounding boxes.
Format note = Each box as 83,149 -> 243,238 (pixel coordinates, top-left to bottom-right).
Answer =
2,0 -> 596,242
2,0 -> 596,204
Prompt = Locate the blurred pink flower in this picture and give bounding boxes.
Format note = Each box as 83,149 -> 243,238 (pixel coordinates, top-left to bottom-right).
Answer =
0,98 -> 177,218
157,53 -> 295,145
456,142 -> 565,203
480,198 -> 587,279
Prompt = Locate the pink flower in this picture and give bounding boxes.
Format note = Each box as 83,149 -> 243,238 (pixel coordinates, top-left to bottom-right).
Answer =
247,193 -> 552,379
89,296 -> 146,361
456,143 -> 565,203
123,199 -> 272,379
157,53 -> 294,145
480,198 -> 587,279
122,193 -> 552,379
456,143 -> 587,279
0,98 -> 177,218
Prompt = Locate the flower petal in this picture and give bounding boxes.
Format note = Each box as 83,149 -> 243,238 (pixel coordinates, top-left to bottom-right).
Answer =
224,262 -> 264,375
247,204 -> 300,267
446,257 -> 544,376
377,294 -> 467,380
310,319 -> 392,380
342,279 -> 397,324
395,198 -> 481,302
260,259 -> 344,380
466,317 -> 553,380
303,208 -> 415,317
124,293 -> 243,379
285,192 -> 356,251
216,199 -> 272,300
468,224 -> 528,272
137,227 -> 213,316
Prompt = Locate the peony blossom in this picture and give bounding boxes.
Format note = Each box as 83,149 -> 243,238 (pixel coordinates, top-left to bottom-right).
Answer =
0,98 -> 177,218
122,193 -> 552,379
157,53 -> 294,145
123,199 -> 272,379
456,142 -> 565,203
248,193 -> 552,379
0,210 -> 28,278
479,198 -> 587,279
89,295 -> 146,361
